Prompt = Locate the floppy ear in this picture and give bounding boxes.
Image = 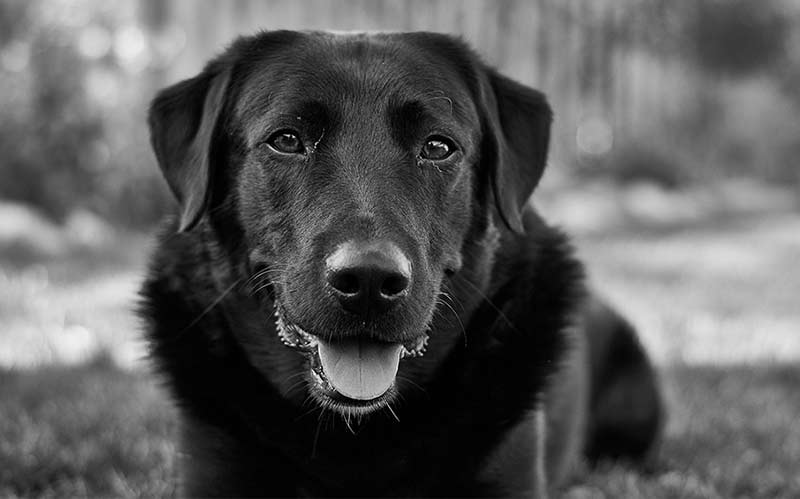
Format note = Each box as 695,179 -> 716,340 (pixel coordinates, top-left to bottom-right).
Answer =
148,67 -> 231,232
480,69 -> 553,233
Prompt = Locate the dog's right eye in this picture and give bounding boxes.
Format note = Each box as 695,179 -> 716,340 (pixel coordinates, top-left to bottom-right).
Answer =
267,130 -> 305,154
420,136 -> 455,161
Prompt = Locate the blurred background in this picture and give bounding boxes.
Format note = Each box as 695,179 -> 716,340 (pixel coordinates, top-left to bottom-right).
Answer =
1,1 -> 799,497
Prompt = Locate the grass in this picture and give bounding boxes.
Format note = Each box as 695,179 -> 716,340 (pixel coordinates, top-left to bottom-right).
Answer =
566,365 -> 800,499
1,359 -> 797,498
1,206 -> 799,497
0,357 -> 176,497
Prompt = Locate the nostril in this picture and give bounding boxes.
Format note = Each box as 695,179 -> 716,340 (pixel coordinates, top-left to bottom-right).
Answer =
380,273 -> 409,298
330,271 -> 360,295
325,241 -> 412,313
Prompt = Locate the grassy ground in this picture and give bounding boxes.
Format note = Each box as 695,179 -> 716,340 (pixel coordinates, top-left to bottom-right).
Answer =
566,365 -> 800,499
2,362 -> 797,498
1,207 -> 799,497
0,358 -> 176,497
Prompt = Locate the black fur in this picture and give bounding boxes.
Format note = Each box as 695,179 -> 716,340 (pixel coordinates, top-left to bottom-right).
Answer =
140,30 -> 663,497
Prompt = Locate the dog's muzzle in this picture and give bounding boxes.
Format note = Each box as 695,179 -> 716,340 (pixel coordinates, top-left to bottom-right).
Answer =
274,304 -> 428,402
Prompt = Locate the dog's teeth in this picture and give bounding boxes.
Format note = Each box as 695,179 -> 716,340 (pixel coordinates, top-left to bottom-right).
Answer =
399,333 -> 430,359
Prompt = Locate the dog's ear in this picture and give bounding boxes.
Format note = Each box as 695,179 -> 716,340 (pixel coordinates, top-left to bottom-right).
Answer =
148,66 -> 231,232
480,69 -> 552,233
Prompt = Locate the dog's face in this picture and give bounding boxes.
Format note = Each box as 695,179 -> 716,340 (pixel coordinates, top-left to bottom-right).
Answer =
149,31 -> 551,417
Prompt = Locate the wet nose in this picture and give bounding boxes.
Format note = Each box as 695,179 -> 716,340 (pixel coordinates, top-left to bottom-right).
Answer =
325,240 -> 411,316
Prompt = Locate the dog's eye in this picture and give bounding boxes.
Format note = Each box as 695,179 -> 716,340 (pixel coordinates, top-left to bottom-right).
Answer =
420,136 -> 454,161
268,130 -> 305,154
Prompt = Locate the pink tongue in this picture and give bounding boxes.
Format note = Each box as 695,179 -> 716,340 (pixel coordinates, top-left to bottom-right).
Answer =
317,338 -> 402,400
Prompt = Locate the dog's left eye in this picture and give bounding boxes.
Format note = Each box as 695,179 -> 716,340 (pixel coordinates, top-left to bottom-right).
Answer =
420,136 -> 455,161
268,130 -> 305,154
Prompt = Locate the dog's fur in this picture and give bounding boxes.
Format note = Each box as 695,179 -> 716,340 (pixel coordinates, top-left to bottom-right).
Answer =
141,30 -> 663,497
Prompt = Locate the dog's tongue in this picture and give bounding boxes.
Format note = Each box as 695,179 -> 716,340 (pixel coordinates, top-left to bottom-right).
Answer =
317,338 -> 402,400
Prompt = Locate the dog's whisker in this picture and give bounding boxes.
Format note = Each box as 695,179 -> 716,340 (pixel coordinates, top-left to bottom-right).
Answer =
249,284 -> 271,296
298,394 -> 315,412
178,279 -> 241,336
453,274 -> 517,332
424,90 -> 454,114
246,272 -> 285,290
441,284 -> 466,313
246,265 -> 290,287
254,266 -> 291,277
386,403 -> 401,423
286,373 -> 306,393
245,266 -> 285,285
285,379 -> 309,398
439,290 -> 466,319
435,296 -> 467,347
396,375 -> 427,396
343,413 -> 355,434
295,403 -> 321,422
250,276 -> 285,297
325,409 -> 336,433
245,269 -> 268,285
281,371 -> 308,385
311,408 -> 325,459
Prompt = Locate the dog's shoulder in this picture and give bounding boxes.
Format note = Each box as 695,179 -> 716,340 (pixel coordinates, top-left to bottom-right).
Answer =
139,218 -> 234,345
143,218 -> 210,294
492,206 -> 585,302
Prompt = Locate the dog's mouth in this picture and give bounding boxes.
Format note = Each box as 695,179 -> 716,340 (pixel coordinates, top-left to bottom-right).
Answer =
273,304 -> 428,415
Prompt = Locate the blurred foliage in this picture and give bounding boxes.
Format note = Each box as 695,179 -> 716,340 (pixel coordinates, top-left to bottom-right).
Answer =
579,144 -> 689,189
0,0 -> 171,227
575,0 -> 800,188
633,0 -> 792,77
1,38 -> 101,219
682,0 -> 790,78
0,0 -> 798,227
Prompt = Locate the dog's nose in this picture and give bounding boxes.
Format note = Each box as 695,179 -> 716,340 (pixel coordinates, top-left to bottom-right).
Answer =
325,241 -> 411,315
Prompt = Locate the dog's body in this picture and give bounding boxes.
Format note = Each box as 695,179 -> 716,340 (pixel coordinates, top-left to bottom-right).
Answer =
141,31 -> 663,497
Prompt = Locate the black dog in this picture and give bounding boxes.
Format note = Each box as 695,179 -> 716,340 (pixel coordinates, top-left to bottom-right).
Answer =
141,30 -> 663,497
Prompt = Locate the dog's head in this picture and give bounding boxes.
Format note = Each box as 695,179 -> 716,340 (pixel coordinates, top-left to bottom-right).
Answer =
149,31 -> 551,417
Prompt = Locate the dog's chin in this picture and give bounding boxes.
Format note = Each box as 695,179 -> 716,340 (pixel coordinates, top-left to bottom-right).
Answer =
273,303 -> 428,418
